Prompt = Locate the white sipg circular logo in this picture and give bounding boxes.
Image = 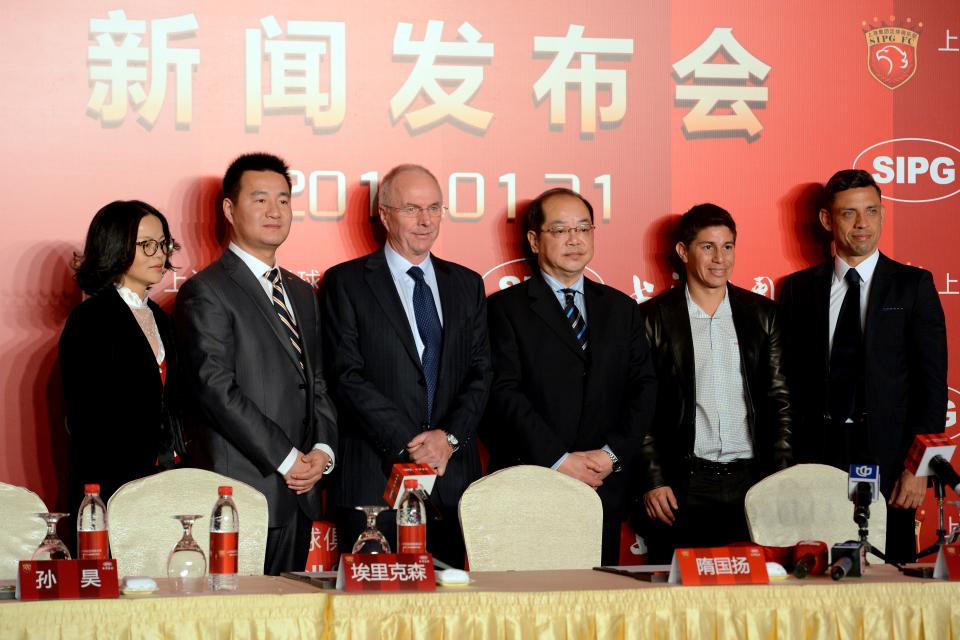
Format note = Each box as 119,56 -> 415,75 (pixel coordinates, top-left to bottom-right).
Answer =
481,258 -> 604,295
852,138 -> 960,203
947,386 -> 959,435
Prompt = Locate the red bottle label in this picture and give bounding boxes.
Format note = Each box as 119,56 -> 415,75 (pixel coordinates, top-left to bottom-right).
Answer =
210,532 -> 238,574
398,523 -> 426,554
78,530 -> 109,560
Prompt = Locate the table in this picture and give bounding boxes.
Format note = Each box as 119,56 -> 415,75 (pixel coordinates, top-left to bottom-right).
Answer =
2,567 -> 959,639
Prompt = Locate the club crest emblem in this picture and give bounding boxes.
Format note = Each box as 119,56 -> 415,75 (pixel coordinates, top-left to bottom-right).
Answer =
863,16 -> 922,90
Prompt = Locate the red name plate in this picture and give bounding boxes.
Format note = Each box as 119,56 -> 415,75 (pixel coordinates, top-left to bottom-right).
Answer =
934,543 -> 960,580
337,553 -> 435,592
669,546 -> 769,585
17,559 -> 120,600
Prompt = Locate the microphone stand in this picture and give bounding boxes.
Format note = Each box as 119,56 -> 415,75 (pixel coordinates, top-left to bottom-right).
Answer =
914,477 -> 947,560
855,503 -> 887,563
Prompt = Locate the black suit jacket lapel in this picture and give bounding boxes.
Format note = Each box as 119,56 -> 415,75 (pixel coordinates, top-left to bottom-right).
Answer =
864,253 -> 894,355
813,262 -> 833,374
362,249 -> 422,370
108,289 -> 163,392
220,250 -> 305,380
529,274 -> 586,361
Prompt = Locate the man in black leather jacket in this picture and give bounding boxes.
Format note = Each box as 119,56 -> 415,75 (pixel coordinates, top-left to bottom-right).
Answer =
632,203 -> 792,563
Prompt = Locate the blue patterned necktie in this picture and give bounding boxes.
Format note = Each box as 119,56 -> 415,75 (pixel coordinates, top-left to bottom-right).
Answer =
562,288 -> 588,351
407,266 -> 443,423
266,269 -> 304,370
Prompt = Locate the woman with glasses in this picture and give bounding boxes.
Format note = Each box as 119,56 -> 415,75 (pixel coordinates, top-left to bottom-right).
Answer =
59,200 -> 186,523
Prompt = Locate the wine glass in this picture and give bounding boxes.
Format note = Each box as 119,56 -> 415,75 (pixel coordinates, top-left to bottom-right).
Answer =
32,513 -> 71,560
352,506 -> 391,554
167,515 -> 206,591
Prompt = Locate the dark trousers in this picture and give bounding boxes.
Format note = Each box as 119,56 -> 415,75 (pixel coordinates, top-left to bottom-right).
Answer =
638,459 -> 755,565
264,507 -> 312,576
335,504 -> 467,569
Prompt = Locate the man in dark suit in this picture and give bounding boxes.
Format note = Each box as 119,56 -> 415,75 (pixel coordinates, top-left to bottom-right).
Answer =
485,187 -> 657,565
780,169 -> 947,563
321,164 -> 491,567
633,204 -> 792,563
176,153 -> 338,575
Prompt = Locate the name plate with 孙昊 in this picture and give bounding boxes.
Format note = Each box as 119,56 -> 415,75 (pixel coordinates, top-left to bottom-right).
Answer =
336,553 -> 435,592
668,546 -> 769,585
17,559 -> 119,600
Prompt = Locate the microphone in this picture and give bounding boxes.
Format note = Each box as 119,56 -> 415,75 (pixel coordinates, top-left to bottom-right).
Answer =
928,455 -> 960,494
847,464 -> 880,502
905,434 -> 956,477
791,541 -> 828,579
829,541 -> 865,580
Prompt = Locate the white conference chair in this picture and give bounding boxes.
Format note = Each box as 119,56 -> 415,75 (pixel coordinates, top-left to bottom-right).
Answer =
745,463 -> 887,562
0,482 -> 49,579
107,468 -> 269,577
459,465 -> 603,571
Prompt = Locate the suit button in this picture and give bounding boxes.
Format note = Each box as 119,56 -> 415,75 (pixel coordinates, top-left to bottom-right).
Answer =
822,412 -> 831,422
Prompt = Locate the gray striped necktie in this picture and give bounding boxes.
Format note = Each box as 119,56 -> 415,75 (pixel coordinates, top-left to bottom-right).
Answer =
266,269 -> 304,370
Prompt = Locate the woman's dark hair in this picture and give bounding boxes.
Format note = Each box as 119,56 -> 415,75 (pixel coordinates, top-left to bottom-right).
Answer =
73,200 -> 180,295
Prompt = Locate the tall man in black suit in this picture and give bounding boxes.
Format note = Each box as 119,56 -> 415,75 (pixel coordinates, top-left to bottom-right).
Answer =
485,188 -> 657,565
176,153 -> 338,575
633,204 -> 792,563
321,164 -> 491,567
780,169 -> 947,563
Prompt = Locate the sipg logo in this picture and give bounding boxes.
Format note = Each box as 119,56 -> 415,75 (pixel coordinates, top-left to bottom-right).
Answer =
481,259 -> 605,295
862,16 -> 922,89
852,138 -> 960,203
947,386 -> 959,435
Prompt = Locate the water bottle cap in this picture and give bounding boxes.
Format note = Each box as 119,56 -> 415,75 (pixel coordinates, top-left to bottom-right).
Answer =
84,484 -> 100,493
404,479 -> 418,489
219,486 -> 233,496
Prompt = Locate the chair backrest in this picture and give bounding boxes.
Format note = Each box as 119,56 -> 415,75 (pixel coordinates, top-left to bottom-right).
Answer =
459,465 -> 603,571
745,463 -> 887,561
0,482 -> 48,578
107,468 -> 269,577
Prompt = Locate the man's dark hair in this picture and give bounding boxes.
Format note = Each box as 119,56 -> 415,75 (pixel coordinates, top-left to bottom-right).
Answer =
74,200 -> 180,295
672,202 -> 737,248
819,169 -> 882,211
222,152 -> 292,203
523,187 -> 594,237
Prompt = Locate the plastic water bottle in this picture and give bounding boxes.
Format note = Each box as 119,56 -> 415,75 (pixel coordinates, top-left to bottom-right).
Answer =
396,479 -> 427,554
77,483 -> 109,560
209,485 -> 239,590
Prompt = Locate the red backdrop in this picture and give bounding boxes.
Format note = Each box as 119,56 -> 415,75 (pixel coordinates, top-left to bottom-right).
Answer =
2,0 -> 958,558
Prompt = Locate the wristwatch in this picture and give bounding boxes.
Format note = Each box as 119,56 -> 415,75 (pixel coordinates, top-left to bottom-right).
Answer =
606,449 -> 622,473
445,431 -> 460,453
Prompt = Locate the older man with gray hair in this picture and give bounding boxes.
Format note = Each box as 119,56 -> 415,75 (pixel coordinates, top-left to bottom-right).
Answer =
321,165 -> 491,567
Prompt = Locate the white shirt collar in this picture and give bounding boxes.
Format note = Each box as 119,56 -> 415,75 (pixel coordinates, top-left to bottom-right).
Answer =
229,241 -> 278,280
384,242 -> 434,278
684,284 -> 731,319
833,250 -> 880,286
541,271 -> 585,295
116,284 -> 150,309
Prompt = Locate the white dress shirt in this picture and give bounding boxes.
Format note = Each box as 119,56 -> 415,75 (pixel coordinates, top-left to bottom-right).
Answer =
228,242 -> 335,476
828,250 -> 880,353
383,242 -> 444,361
686,286 -> 753,462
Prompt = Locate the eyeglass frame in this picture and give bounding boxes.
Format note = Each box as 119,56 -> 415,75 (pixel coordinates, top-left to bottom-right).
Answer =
539,223 -> 596,239
135,238 -> 175,257
380,203 -> 448,218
